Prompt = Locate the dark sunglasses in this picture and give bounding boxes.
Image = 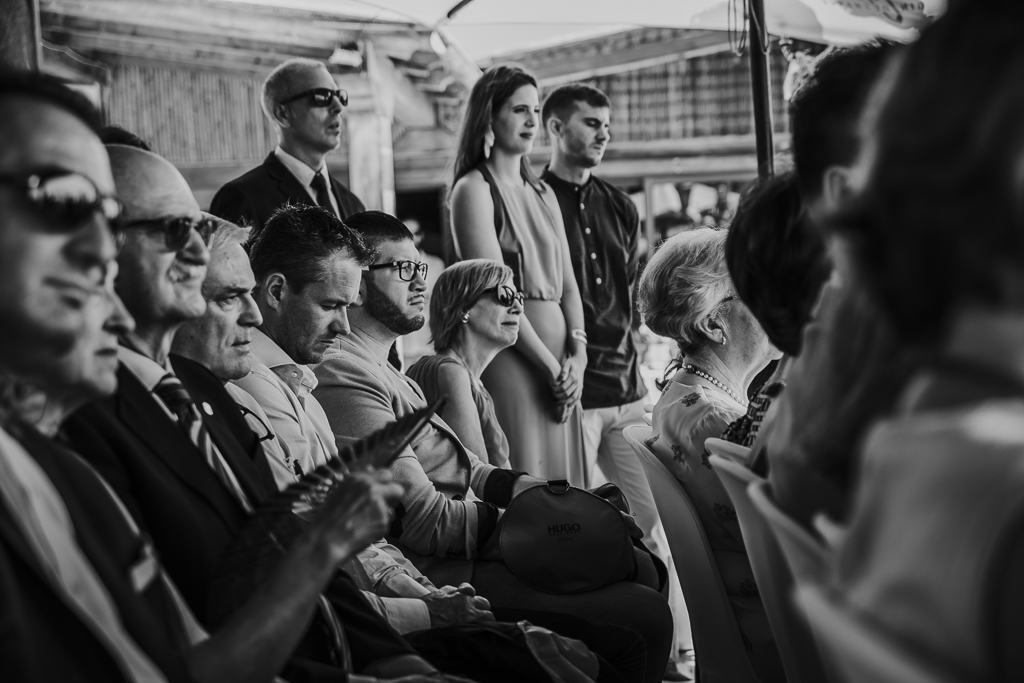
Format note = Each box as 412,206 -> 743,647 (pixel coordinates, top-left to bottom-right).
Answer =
122,215 -> 215,252
0,170 -> 125,242
483,285 -> 524,309
279,87 -> 349,108
367,260 -> 428,282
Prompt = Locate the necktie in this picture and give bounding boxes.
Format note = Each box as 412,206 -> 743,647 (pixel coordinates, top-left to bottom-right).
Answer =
153,374 -> 252,513
310,173 -> 337,217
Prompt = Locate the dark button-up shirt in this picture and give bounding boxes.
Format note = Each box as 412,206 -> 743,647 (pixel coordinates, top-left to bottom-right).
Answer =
542,167 -> 647,409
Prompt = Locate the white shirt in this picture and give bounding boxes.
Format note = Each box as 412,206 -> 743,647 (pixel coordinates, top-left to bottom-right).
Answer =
274,146 -> 340,217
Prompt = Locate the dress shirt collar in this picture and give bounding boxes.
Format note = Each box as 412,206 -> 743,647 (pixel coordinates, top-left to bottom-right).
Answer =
249,328 -> 318,394
347,321 -> 395,367
541,164 -> 593,194
274,145 -> 328,188
118,345 -> 173,391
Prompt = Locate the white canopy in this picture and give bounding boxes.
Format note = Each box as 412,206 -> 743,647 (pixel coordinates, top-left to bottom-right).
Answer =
220,0 -> 946,60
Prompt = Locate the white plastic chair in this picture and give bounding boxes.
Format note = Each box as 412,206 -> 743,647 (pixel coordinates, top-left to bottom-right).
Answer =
623,424 -> 761,683
709,454 -> 830,683
795,585 -> 963,683
747,480 -> 829,584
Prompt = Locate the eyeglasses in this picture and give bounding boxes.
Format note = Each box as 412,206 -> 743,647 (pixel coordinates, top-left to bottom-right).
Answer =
0,170 -> 125,241
279,87 -> 349,108
483,284 -> 524,309
367,260 -> 428,282
121,215 -> 215,253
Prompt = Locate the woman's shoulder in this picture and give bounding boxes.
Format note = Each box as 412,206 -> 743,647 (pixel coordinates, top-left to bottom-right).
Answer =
658,380 -> 743,435
452,168 -> 489,194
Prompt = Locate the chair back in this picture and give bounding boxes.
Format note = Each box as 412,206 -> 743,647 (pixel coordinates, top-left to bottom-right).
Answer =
795,585 -> 963,683
623,424 -> 761,683
704,437 -> 751,464
748,481 -> 829,583
709,454 -> 830,683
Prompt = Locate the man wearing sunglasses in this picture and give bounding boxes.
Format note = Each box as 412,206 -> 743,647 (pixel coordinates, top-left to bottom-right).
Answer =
210,58 -> 365,230
63,147 -> 471,682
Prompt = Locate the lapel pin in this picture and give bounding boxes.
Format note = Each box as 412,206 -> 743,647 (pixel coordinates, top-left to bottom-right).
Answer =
202,402 -> 214,416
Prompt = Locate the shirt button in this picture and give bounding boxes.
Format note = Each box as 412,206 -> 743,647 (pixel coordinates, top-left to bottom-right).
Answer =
591,252 -> 597,260
584,227 -> 591,235
596,277 -> 603,285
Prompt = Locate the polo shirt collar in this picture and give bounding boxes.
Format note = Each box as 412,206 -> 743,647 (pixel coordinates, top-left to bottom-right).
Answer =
541,165 -> 593,193
249,328 -> 318,392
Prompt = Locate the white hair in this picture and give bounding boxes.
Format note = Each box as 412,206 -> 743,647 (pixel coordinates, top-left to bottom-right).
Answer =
261,58 -> 330,122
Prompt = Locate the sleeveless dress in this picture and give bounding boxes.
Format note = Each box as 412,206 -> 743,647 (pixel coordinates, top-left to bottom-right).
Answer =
451,165 -> 586,484
407,354 -> 510,469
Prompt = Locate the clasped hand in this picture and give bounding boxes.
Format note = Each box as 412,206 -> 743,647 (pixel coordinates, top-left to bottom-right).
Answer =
549,355 -> 585,423
422,583 -> 495,627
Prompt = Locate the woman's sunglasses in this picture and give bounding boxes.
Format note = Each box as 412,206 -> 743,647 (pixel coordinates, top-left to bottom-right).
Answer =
279,87 -> 349,108
0,170 -> 125,243
483,284 -> 524,309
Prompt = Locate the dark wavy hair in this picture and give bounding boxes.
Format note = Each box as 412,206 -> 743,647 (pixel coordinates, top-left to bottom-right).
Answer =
344,211 -> 414,252
789,40 -> 894,202
831,1 -> 1024,344
726,172 -> 831,356
450,64 -> 542,192
248,204 -> 374,293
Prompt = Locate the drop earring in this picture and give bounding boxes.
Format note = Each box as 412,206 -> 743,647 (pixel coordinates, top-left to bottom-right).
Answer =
461,313 -> 470,324
483,126 -> 495,159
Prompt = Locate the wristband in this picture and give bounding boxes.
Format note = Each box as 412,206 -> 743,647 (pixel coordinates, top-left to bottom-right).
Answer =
570,328 -> 588,344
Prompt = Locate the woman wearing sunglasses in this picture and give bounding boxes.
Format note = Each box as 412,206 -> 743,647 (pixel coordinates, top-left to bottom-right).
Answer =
449,64 -> 586,485
407,260 -> 524,469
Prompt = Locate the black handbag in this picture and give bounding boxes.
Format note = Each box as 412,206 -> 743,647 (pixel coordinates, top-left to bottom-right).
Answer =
498,480 -> 654,595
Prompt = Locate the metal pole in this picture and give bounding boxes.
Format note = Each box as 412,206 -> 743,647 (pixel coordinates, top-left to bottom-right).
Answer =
747,0 -> 775,179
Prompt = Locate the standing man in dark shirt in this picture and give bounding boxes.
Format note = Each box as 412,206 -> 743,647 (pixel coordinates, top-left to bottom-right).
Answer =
209,58 -> 365,229
540,84 -> 658,546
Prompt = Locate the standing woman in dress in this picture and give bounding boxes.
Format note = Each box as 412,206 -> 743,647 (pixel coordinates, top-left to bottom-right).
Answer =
449,64 -> 587,483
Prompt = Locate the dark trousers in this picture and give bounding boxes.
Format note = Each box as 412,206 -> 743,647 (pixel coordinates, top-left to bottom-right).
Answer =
470,560 -> 674,683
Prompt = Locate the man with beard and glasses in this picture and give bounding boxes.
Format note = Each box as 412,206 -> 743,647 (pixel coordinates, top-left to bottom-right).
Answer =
62,147 -> 473,683
234,205 -> 497,637
314,211 -> 674,683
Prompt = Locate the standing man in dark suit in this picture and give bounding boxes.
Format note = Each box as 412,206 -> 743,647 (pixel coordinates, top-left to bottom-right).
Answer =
210,58 -> 365,229
63,144 -> 475,683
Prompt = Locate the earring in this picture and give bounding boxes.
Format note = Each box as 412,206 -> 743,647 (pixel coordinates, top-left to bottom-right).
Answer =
483,127 -> 495,159
722,334 -> 728,345
461,313 -> 470,324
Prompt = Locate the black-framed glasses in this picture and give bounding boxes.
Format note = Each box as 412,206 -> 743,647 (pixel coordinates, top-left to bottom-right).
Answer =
122,215 -> 215,253
367,260 -> 428,282
0,170 -> 125,239
483,284 -> 524,309
279,87 -> 349,108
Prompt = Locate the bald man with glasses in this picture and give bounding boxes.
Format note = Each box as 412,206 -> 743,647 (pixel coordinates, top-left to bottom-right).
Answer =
210,58 -> 365,230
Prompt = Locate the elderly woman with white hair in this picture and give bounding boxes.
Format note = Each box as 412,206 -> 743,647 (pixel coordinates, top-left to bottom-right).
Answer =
637,227 -> 784,683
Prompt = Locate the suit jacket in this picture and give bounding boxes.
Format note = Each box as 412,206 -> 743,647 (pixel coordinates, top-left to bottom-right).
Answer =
0,424 -> 193,683
209,152 -> 365,229
62,353 -> 414,679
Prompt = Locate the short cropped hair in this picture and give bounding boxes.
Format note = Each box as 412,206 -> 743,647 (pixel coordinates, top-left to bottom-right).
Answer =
344,211 -> 414,252
726,172 -> 831,356
99,125 -> 151,151
789,40 -> 893,201
0,68 -> 100,132
430,259 -> 513,351
261,58 -> 329,121
199,213 -> 250,255
248,204 -> 374,293
638,228 -> 731,355
541,83 -> 611,127
831,2 -> 1024,344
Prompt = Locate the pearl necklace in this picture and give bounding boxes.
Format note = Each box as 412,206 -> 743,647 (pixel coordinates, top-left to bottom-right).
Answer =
682,364 -> 748,407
